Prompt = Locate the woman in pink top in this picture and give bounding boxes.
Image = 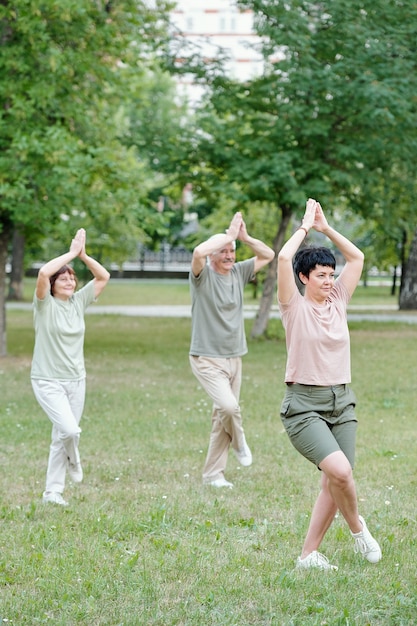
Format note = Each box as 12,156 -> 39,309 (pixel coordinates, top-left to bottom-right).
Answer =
277,198 -> 382,571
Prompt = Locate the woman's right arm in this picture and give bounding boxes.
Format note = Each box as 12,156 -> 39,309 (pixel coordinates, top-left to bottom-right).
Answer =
277,198 -> 316,304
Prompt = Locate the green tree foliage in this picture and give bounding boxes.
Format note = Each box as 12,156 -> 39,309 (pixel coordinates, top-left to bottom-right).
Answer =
122,67 -> 196,248
179,0 -> 417,332
0,0 -> 174,355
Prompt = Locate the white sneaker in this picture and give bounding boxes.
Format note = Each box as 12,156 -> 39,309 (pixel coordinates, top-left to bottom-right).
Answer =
208,477 -> 234,488
67,459 -> 83,483
351,516 -> 382,563
42,492 -> 69,506
296,551 -> 338,571
233,439 -> 252,467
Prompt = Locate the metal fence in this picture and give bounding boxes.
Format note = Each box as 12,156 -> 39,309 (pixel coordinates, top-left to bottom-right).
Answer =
109,246 -> 192,278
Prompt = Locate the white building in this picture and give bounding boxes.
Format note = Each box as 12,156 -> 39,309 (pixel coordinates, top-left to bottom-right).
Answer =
170,0 -> 265,104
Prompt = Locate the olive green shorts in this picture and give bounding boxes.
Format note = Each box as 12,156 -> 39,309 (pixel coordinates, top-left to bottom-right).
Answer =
280,383 -> 357,469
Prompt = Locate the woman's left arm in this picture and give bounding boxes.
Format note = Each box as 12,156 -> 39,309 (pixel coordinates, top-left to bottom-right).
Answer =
78,240 -> 110,298
315,203 -> 364,297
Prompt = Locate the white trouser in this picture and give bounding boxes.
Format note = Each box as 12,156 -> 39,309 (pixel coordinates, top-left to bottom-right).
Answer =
31,378 -> 85,494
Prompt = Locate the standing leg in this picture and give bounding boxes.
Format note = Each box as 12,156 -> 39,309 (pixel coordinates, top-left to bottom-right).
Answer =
202,406 -> 233,483
300,468 -> 340,558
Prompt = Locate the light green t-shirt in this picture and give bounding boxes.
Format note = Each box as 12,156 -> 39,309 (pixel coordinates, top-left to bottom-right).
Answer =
31,280 -> 96,380
189,259 -> 255,358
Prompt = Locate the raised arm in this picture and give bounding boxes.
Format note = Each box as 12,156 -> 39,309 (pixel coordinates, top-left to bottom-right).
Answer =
191,212 -> 242,277
314,203 -> 364,297
237,216 -> 275,273
35,229 -> 110,300
78,234 -> 110,298
277,198 -> 317,304
35,229 -> 86,300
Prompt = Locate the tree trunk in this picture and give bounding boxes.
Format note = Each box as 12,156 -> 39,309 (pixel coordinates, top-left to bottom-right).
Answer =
391,267 -> 397,296
398,227 -> 407,303
362,261 -> 368,287
399,227 -> 417,310
7,228 -> 25,301
0,224 -> 12,357
250,205 -> 293,338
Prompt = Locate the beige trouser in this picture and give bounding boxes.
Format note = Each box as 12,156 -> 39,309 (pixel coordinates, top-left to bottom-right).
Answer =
189,355 -> 246,482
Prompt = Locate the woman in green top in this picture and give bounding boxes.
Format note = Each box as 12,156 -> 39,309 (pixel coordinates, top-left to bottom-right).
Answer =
31,228 -> 110,506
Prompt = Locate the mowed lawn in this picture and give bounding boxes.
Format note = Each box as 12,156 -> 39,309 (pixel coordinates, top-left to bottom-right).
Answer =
1,280 -> 417,625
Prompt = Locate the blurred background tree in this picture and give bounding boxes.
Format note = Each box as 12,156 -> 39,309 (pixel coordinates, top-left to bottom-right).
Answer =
0,0 -> 177,354
168,0 -> 417,334
2,0 -> 417,355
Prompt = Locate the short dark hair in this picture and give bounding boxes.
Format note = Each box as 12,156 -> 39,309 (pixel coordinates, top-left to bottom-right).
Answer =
293,246 -> 336,279
50,265 -> 78,296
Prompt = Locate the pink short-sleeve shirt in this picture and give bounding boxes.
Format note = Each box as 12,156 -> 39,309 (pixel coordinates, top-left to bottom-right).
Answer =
279,279 -> 351,385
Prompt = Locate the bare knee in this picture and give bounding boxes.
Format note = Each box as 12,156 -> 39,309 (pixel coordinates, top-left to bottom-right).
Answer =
320,452 -> 354,491
326,465 -> 353,491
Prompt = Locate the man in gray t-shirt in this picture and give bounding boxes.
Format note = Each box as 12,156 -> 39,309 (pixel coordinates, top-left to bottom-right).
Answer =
189,212 -> 274,488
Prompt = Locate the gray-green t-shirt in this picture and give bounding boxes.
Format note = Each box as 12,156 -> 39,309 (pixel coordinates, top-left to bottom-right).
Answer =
31,280 -> 96,380
189,259 -> 255,358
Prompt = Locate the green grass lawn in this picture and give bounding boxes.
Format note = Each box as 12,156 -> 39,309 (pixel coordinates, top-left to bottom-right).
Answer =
1,298 -> 417,625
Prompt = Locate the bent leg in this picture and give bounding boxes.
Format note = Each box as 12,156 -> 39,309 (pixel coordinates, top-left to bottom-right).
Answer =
300,471 -> 339,558
190,356 -> 246,481
32,379 -> 85,494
